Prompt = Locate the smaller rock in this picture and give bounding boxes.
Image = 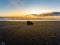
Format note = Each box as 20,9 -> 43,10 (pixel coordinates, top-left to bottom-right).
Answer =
27,21 -> 33,25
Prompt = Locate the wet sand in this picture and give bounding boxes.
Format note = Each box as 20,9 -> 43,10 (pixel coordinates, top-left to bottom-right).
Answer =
0,21 -> 60,45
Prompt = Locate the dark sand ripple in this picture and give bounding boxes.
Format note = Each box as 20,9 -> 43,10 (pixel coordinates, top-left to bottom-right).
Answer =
0,21 -> 60,45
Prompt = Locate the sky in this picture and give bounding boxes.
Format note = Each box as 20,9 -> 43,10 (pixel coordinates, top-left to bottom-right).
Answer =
0,0 -> 60,16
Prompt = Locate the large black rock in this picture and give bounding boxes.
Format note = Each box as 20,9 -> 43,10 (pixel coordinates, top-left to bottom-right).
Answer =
27,21 -> 33,25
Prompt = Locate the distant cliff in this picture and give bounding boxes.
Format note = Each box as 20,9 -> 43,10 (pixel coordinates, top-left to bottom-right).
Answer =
30,12 -> 60,17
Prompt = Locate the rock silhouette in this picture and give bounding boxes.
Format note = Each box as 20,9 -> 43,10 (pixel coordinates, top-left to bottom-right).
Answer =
27,21 -> 33,25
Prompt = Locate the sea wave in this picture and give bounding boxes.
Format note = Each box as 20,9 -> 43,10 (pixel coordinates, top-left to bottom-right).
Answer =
0,17 -> 60,21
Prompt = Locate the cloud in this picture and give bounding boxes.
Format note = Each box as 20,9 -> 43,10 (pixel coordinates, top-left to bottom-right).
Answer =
9,0 -> 24,9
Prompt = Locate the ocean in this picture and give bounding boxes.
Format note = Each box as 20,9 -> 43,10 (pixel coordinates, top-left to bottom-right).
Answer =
0,17 -> 60,21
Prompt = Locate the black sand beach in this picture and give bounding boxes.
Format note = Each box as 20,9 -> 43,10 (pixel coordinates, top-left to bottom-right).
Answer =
0,21 -> 60,45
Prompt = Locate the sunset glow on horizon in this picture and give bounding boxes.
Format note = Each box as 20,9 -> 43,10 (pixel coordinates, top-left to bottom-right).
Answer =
0,0 -> 60,17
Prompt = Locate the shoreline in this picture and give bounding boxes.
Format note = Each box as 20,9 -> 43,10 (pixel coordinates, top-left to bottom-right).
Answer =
0,20 -> 60,21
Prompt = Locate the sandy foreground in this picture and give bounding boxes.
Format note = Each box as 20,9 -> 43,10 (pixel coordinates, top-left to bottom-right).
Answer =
0,21 -> 60,45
